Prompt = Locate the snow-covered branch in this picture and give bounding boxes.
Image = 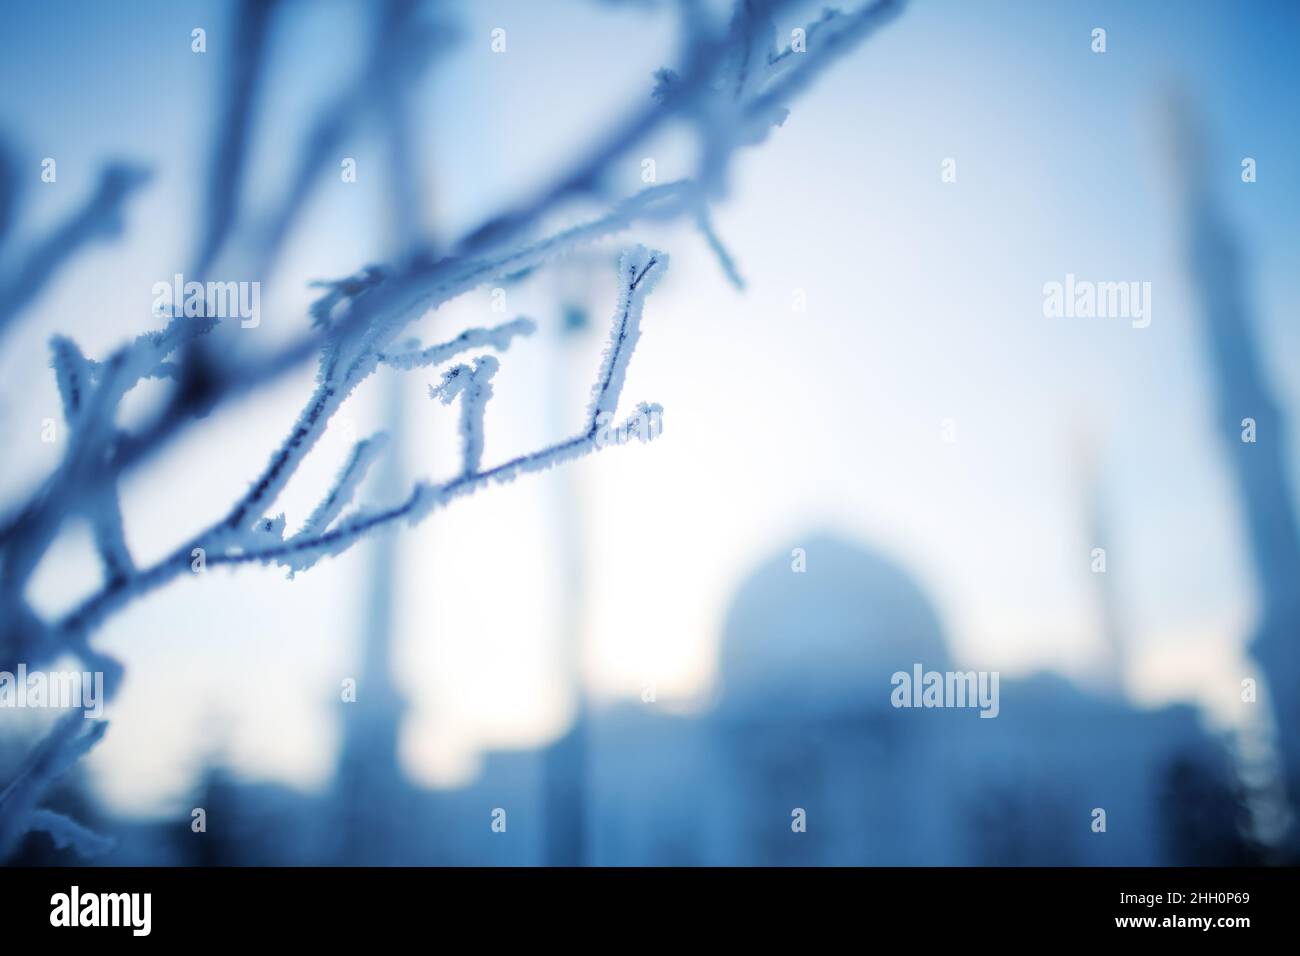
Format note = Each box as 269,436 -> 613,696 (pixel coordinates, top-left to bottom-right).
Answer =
381,317 -> 535,371
432,356 -> 499,477
0,714 -> 111,860
0,163 -> 152,342
204,247 -> 664,577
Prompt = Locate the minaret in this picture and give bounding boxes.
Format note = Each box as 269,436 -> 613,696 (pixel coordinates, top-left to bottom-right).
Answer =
540,274 -> 597,866
1166,96 -> 1300,849
334,375 -> 410,864
1075,429 -> 1128,694
332,53 -> 428,865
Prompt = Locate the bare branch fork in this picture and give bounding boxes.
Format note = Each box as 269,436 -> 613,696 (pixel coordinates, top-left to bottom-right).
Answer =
0,0 -> 906,859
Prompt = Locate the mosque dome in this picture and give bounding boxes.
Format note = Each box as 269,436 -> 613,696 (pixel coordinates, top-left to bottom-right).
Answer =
718,534 -> 949,715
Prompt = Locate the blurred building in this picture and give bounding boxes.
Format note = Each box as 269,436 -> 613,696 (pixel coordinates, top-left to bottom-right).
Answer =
581,535 -> 1247,865
40,532 -> 1246,867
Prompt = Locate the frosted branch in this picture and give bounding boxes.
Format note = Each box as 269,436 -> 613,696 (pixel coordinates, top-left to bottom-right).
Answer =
587,247 -> 667,433
27,808 -> 115,859
190,0 -> 280,276
300,433 -> 391,539
49,336 -> 136,583
0,714 -> 110,860
51,335 -> 91,424
431,356 -> 499,477
0,163 -> 152,341
694,204 -> 745,289
180,247 -> 668,576
380,317 -> 535,371
0,138 -> 14,247
213,400 -> 668,575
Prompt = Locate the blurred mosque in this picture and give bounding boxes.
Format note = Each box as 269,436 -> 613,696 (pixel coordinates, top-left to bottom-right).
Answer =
5,532 -> 1254,867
